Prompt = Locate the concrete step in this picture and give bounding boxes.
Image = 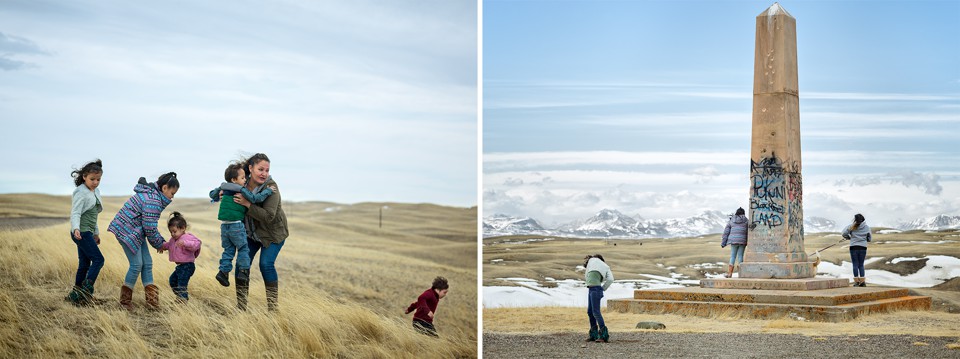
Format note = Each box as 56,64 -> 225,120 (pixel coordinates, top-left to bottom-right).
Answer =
633,287 -> 911,306
609,287 -> 931,322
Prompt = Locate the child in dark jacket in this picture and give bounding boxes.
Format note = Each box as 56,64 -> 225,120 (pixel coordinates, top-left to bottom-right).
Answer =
405,276 -> 449,337
209,162 -> 273,287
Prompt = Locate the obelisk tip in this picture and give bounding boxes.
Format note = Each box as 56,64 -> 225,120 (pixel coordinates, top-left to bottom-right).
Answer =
759,2 -> 794,18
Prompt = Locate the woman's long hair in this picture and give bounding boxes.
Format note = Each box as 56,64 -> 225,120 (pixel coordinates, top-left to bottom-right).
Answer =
852,213 -> 865,230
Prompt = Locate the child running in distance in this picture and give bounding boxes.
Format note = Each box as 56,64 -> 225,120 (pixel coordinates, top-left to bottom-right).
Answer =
66,159 -> 105,306
405,276 -> 449,337
209,162 -> 273,287
161,212 -> 201,303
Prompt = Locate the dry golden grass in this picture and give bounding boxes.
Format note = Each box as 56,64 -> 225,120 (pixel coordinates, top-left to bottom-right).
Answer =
483,232 -> 960,338
0,194 -> 477,358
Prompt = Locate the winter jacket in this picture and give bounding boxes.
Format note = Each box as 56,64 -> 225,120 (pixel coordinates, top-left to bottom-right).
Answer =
244,176 -> 288,247
161,232 -> 202,263
209,182 -> 274,222
407,289 -> 440,324
585,257 -> 614,291
108,177 -> 171,254
722,215 -> 749,247
71,184 -> 102,235
842,223 -> 872,247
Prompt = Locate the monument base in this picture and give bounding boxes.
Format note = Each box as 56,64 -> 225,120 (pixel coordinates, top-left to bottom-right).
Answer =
739,261 -> 816,279
700,277 -> 847,290
607,286 -> 930,322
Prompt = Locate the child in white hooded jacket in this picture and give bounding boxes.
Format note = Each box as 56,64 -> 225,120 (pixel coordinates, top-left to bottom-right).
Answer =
584,254 -> 614,342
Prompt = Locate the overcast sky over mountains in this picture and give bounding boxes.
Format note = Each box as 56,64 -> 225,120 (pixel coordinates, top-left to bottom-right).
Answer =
484,1 -> 959,228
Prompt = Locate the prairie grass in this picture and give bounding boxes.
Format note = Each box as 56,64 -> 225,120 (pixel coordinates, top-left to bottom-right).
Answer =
0,194 -> 477,358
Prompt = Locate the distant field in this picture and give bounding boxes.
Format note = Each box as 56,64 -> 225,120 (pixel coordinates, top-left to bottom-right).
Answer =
482,231 -> 960,336
0,193 -> 478,358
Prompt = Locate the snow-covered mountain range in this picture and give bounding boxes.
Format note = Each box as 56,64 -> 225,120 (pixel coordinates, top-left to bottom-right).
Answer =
897,215 -> 960,231
483,210 -> 960,239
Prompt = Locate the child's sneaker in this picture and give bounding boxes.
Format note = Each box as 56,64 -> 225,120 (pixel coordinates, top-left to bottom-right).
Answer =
216,271 -> 230,287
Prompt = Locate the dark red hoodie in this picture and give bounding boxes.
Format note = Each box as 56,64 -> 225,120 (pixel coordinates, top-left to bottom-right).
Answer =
406,289 -> 439,323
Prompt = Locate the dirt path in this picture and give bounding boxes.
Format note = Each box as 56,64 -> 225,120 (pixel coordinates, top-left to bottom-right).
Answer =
0,217 -> 67,231
483,332 -> 960,358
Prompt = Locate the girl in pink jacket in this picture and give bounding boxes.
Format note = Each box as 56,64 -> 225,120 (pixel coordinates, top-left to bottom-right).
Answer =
161,212 -> 202,303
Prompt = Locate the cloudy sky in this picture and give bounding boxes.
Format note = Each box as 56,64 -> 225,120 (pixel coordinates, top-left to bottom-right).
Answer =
483,0 -> 959,227
1,0 -> 477,207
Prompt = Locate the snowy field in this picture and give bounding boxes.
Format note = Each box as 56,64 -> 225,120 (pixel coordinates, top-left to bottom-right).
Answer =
482,255 -> 960,308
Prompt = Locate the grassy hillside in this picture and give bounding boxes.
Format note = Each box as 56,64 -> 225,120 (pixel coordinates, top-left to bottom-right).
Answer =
483,231 -> 960,286
483,232 -> 960,336
0,194 -> 477,358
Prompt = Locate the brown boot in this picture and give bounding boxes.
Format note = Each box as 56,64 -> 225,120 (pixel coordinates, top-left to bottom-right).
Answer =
724,265 -> 734,278
265,281 -> 279,312
144,284 -> 159,310
119,285 -> 134,311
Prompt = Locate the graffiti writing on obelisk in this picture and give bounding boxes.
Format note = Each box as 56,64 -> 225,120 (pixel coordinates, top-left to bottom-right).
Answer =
750,154 -> 785,228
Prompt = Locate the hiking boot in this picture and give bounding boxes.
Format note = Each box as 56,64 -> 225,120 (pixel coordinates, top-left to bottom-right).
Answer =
144,284 -> 160,310
586,328 -> 599,342
216,271 -> 230,287
78,279 -> 96,306
266,281 -> 279,312
236,270 -> 249,311
119,285 -> 134,311
597,326 -> 609,343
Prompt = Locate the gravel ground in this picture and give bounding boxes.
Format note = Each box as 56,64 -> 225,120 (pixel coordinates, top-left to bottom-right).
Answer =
484,332 -> 960,358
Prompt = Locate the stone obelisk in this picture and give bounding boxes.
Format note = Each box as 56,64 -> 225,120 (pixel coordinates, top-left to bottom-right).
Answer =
739,3 -> 815,279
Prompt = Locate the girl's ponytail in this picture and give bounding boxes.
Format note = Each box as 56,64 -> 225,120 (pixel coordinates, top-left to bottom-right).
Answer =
168,211 -> 188,229
157,172 -> 180,189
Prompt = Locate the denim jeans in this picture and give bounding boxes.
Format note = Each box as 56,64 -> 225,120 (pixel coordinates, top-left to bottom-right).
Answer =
219,222 -> 250,273
169,263 -> 196,300
247,237 -> 285,283
850,246 -> 867,277
121,237 -> 154,287
587,286 -> 605,329
72,231 -> 105,286
729,244 -> 746,265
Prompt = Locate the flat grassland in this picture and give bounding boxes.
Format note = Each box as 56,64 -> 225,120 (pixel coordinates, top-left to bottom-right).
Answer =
483,231 -> 960,337
0,193 -> 477,358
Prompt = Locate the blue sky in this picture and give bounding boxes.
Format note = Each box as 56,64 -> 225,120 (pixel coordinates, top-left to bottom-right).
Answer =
483,0 -> 960,227
1,0 -> 477,207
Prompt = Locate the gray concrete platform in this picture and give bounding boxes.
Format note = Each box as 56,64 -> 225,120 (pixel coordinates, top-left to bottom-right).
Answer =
608,285 -> 931,322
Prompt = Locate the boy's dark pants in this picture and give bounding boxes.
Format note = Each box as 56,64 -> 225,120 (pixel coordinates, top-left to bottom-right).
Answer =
413,319 -> 438,337
169,263 -> 196,300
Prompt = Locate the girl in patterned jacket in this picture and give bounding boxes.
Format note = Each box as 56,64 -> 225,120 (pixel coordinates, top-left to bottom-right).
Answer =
108,172 -> 179,310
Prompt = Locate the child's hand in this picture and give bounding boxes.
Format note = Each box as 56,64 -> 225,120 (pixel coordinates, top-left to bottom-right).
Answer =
269,185 -> 278,192
234,194 -> 251,208
157,247 -> 165,254
427,311 -> 434,319
176,240 -> 185,248
94,234 -> 100,245
72,229 -> 81,240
